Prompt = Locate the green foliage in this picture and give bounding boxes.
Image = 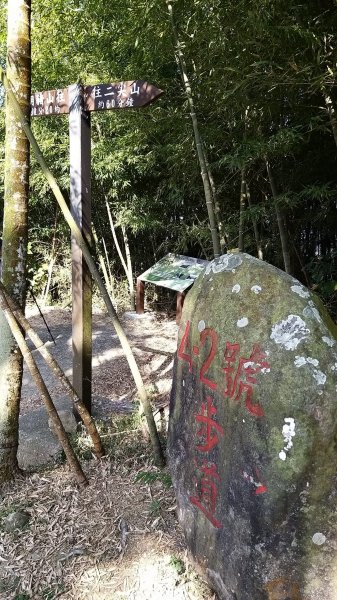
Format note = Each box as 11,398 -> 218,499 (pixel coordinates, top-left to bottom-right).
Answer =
170,555 -> 186,575
0,0 -> 336,314
135,470 -> 172,488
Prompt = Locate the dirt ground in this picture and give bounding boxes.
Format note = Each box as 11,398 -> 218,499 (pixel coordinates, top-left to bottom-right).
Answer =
0,307 -> 216,600
20,307 -> 178,418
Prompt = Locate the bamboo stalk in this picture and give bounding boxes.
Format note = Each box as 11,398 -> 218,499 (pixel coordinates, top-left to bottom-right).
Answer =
0,289 -> 88,486
266,159 -> 292,275
105,199 -> 128,275
92,225 -> 113,302
246,181 -> 263,260
0,66 -> 165,467
122,225 -> 135,311
166,0 -> 221,258
102,236 -> 114,297
43,207 -> 58,305
0,281 -> 104,458
239,169 -> 246,253
202,141 -> 228,252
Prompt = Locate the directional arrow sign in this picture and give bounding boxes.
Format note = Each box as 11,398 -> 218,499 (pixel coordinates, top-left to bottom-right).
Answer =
31,80 -> 163,117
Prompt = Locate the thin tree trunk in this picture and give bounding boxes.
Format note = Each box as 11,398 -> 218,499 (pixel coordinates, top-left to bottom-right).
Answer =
0,66 -> 165,467
106,201 -> 135,309
246,182 -> 263,260
202,142 -> 227,252
166,0 -> 221,258
122,226 -> 135,310
266,160 -> 292,275
0,292 -> 88,485
92,225 -> 113,300
0,0 -> 31,483
42,208 -> 58,305
105,200 -> 128,274
323,91 -> 337,150
239,169 -> 246,253
0,282 -> 104,458
102,236 -> 114,298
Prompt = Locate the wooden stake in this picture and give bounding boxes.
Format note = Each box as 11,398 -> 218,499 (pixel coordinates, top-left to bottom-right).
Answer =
136,278 -> 145,315
69,83 -> 92,414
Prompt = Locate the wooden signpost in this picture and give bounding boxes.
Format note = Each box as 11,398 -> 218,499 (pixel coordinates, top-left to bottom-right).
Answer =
31,80 -> 163,412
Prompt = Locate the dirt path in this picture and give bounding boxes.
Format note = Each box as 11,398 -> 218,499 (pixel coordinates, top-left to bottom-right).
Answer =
21,307 -> 178,417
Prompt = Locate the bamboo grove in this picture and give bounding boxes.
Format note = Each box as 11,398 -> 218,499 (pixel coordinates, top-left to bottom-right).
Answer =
0,0 -> 337,316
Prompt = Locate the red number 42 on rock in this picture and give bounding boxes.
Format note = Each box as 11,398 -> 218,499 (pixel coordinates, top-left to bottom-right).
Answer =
177,320 -> 269,418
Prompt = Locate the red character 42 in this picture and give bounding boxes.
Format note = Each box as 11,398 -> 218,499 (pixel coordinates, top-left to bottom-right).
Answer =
177,320 -> 218,391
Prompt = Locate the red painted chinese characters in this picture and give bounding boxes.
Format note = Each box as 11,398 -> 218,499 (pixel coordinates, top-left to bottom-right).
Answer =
178,320 -> 270,527
190,397 -> 224,528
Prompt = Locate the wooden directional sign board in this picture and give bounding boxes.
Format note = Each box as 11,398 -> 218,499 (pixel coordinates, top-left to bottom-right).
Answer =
31,80 -> 163,117
30,78 -> 163,413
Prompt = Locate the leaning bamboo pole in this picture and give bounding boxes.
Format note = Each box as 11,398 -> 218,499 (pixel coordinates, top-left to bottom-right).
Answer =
0,290 -> 88,486
0,281 -> 104,458
0,66 -> 165,467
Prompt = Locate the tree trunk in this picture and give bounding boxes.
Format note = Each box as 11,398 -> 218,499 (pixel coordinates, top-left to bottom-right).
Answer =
106,201 -> 135,309
166,0 -> 221,258
42,208 -> 58,305
102,236 -> 114,298
246,182 -> 263,260
239,169 -> 246,253
202,142 -> 228,252
92,225 -> 113,300
105,200 -> 128,274
0,0 -> 31,483
266,160 -> 292,275
122,226 -> 135,310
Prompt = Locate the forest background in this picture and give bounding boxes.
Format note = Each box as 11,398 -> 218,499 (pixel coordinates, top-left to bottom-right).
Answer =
0,0 -> 336,317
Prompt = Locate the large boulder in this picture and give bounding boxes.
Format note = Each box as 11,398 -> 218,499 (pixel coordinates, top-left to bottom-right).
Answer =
168,253 -> 337,600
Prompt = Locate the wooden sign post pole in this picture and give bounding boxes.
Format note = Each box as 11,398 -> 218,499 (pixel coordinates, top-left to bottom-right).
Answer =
31,80 -> 163,414
69,83 -> 92,412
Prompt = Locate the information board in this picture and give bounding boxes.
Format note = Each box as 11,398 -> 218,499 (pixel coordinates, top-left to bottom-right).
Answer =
138,254 -> 209,293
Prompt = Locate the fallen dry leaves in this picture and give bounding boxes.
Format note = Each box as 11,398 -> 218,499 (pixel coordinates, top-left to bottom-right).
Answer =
0,452 -> 214,599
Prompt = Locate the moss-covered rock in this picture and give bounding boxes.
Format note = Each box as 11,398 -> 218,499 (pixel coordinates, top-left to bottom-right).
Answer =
168,253 -> 337,600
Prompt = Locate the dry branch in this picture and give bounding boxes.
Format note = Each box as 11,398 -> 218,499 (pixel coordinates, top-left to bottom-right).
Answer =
0,281 -> 104,458
0,289 -> 88,486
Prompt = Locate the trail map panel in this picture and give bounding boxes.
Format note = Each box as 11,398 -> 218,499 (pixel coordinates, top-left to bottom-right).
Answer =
139,254 -> 209,293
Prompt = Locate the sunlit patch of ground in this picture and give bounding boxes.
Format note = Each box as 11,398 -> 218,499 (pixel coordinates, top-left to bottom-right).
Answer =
72,534 -> 211,599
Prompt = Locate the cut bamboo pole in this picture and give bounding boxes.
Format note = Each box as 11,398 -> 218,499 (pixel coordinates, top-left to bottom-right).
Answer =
0,289 -> 88,486
0,281 -> 104,458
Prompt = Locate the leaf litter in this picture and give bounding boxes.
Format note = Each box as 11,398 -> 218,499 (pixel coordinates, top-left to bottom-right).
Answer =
1,453 -> 214,599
